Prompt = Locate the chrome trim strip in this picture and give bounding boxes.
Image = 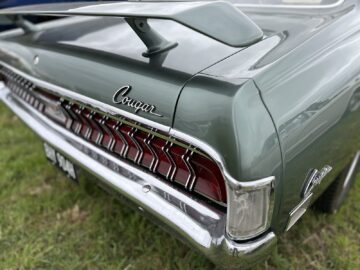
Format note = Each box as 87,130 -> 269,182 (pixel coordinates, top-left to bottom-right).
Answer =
0,84 -> 277,269
343,151 -> 360,188
286,193 -> 313,231
0,61 -> 170,133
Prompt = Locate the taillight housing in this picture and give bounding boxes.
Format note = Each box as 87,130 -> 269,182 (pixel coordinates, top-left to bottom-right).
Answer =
227,176 -> 275,240
0,65 -> 227,205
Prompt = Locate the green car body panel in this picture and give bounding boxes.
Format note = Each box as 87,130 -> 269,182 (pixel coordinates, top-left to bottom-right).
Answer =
203,0 -> 360,231
0,0 -> 359,267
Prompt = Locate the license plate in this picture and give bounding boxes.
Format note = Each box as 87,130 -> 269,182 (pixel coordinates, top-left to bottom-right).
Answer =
43,143 -> 77,181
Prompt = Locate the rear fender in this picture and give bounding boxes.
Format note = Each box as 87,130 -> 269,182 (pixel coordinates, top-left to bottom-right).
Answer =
174,75 -> 283,232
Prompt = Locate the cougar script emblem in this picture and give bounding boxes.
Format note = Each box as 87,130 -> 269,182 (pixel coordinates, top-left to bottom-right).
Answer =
112,85 -> 162,117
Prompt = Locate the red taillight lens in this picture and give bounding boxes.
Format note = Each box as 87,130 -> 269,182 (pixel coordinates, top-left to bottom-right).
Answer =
2,65 -> 227,205
191,153 -> 227,203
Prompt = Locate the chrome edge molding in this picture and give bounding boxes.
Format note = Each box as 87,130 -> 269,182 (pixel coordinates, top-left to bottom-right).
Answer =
343,151 -> 360,188
286,193 -> 313,231
0,84 -> 277,268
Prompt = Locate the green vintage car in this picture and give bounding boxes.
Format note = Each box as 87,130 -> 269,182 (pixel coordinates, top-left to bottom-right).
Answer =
0,0 -> 359,268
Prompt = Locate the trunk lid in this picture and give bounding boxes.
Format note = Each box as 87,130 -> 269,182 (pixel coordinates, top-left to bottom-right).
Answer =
0,16 -> 241,127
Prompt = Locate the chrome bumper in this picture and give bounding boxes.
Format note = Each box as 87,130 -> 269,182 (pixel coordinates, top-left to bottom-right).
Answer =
0,84 -> 276,269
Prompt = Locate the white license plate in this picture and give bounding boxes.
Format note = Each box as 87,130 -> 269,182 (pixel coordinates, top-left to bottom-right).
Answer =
43,143 -> 77,181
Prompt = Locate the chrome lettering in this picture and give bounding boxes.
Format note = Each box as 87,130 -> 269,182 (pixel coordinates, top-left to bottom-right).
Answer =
113,85 -> 163,117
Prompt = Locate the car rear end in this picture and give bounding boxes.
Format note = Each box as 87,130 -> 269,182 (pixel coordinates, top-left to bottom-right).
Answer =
0,2 -> 281,268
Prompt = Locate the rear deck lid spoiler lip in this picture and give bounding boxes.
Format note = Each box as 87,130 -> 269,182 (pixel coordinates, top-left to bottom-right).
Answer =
0,1 -> 264,48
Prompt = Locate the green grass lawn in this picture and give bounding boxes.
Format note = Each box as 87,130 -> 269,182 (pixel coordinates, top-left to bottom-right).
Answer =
0,103 -> 359,270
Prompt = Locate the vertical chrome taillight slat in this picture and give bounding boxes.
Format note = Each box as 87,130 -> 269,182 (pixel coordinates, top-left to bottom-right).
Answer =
163,141 -> 176,181
127,126 -> 144,164
73,105 -> 91,139
113,122 -> 129,157
99,116 -> 116,152
59,99 -> 73,130
65,102 -> 82,134
144,132 -> 158,172
86,111 -> 104,145
184,150 -> 197,191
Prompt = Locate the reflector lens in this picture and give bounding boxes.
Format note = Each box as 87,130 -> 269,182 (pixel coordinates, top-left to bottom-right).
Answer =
227,178 -> 274,240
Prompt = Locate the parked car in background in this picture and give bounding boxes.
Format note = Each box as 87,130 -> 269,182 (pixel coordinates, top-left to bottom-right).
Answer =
0,0 -> 359,268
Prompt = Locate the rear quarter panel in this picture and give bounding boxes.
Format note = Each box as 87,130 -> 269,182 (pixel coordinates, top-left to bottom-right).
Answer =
192,1 -> 360,233
173,76 -> 283,232
254,3 -> 360,231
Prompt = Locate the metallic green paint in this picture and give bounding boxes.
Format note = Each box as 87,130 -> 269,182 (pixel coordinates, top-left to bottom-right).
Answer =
0,16 -> 239,127
203,0 -> 360,232
173,77 -> 283,232
0,0 -> 359,239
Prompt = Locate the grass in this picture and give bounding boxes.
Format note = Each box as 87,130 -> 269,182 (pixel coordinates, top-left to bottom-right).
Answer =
0,103 -> 359,270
